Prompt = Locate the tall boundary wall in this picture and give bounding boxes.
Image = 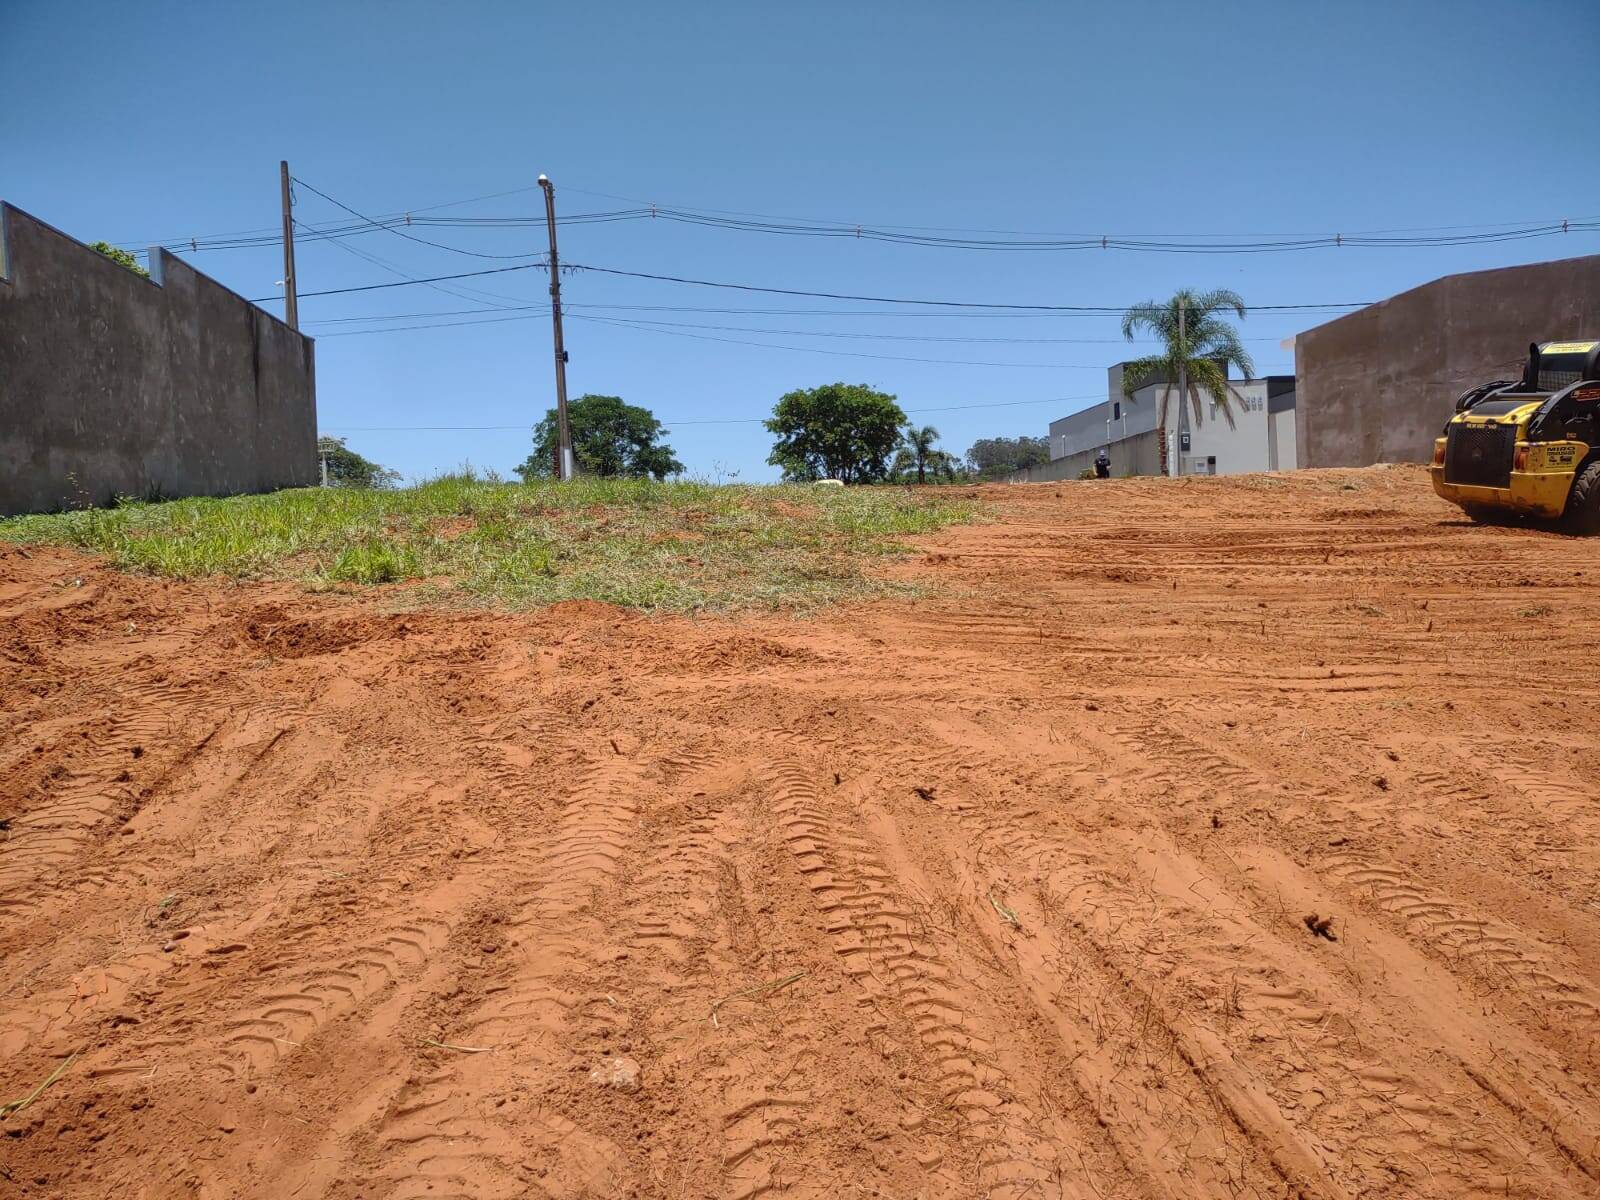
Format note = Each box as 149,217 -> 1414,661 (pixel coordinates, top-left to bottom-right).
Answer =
1007,428 -> 1163,482
0,203 -> 317,516
1295,254 -> 1600,468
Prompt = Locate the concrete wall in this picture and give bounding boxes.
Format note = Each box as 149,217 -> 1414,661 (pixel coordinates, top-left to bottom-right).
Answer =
1050,364 -> 1161,460
1268,407 -> 1297,471
1183,379 -> 1271,474
1008,428 -> 1163,482
0,204 -> 317,515
1295,254 -> 1600,468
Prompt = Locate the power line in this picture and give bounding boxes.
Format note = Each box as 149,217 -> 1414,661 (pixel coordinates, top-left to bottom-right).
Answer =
296,216 -> 537,311
303,303 -> 1295,342
249,256 -> 1364,312
607,208 -> 1600,254
247,259 -> 548,303
560,184 -> 1600,241
563,262 -> 1372,313
559,313 -> 1291,346
570,313 -> 1236,369
136,208 -> 1600,259
310,305 -> 1293,370
293,174 -> 544,260
319,391 -> 1112,433
122,172 -> 1600,259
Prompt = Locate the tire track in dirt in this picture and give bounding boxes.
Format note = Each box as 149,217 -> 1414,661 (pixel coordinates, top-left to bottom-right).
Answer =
760,757 -> 1108,1200
1323,854 -> 1600,1049
850,694 -> 1600,1199
357,754 -> 650,1200
0,691 -> 213,919
7,471 -> 1600,1197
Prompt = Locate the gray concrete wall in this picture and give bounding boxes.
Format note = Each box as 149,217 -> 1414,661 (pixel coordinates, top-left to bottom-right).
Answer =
0,204 -> 316,515
1008,428 -> 1163,482
1295,254 -> 1600,468
1050,387 -> 1161,462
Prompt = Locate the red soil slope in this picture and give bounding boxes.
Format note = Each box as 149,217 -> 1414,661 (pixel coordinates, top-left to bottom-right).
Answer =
2,466 -> 1598,1199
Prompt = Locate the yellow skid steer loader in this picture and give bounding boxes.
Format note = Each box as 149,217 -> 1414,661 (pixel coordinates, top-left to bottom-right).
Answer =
1432,340 -> 1600,533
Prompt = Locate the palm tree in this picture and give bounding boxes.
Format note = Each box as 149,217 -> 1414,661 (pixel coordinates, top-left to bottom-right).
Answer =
900,424 -> 941,484
1120,289 -> 1255,475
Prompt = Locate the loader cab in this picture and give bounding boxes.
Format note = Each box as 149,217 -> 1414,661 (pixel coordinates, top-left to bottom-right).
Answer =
1522,340 -> 1600,444
1521,340 -> 1600,395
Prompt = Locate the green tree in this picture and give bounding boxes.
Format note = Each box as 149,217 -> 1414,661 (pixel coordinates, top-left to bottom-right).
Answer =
893,446 -> 964,484
317,436 -> 402,488
1119,289 -> 1255,471
965,436 -> 1050,481
765,383 -> 907,484
899,424 -> 942,484
514,394 -> 682,481
89,241 -> 149,279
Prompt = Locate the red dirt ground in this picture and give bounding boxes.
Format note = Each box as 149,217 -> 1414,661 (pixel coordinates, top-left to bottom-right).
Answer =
2,466 -> 1598,1200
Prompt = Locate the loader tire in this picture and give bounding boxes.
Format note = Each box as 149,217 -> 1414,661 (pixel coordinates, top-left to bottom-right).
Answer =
1562,460 -> 1600,536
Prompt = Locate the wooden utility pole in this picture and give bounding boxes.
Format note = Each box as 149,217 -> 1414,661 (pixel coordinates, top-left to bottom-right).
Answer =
279,161 -> 299,331
538,174 -> 574,481
1174,295 -> 1187,477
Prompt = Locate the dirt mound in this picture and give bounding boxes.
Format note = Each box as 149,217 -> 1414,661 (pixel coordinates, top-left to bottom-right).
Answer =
3,467 -> 1599,1199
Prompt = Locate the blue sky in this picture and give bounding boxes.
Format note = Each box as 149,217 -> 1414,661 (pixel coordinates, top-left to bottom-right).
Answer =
5,0 -> 1598,481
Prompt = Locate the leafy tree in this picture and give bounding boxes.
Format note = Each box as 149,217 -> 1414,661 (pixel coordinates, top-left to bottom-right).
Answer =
965,436 -> 1050,481
90,241 -> 149,279
766,383 -> 907,484
899,424 -> 941,484
317,436 -> 402,488
930,450 -> 965,482
515,394 -> 682,481
1119,289 -> 1255,472
892,446 -> 964,484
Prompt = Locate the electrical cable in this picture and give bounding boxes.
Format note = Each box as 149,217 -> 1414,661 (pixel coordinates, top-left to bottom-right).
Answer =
562,263 -> 1372,313
568,313 -> 1165,369
292,175 -> 543,260
295,217 -> 537,312
319,390 -> 1113,433
248,260 -> 547,303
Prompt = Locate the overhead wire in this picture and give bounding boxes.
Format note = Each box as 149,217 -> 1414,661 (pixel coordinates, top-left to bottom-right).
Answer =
305,303 -> 1295,342
319,390 -> 1113,433
119,170 -> 1600,259
566,313 -> 1293,372
558,183 -> 1600,240
561,263 -> 1372,313
291,175 -> 544,260
294,216 -> 540,312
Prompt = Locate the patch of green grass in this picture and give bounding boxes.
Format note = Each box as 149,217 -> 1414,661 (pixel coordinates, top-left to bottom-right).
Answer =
0,476 -> 982,613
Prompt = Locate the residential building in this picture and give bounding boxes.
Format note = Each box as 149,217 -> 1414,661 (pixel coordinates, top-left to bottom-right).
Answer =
1013,364 -> 1296,481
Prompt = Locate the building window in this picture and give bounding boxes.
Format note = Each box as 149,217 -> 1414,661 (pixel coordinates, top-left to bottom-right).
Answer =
1112,401 -> 1121,420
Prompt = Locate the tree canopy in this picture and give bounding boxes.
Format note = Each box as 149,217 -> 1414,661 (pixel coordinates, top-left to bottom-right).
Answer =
316,436 -> 402,489
964,436 -> 1050,481
90,241 -> 149,279
1119,289 -> 1255,432
888,424 -> 965,484
515,394 -> 683,481
765,383 -> 907,484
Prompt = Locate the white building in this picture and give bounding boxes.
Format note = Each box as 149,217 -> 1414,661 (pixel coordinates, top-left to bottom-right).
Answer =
1038,363 -> 1297,479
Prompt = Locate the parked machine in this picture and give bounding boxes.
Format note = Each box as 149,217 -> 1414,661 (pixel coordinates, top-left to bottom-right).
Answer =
1432,340 -> 1600,533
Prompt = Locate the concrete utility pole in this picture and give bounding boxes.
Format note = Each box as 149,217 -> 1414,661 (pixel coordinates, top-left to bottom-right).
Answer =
279,161 -> 299,331
538,174 -> 575,481
1174,294 -> 1187,478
